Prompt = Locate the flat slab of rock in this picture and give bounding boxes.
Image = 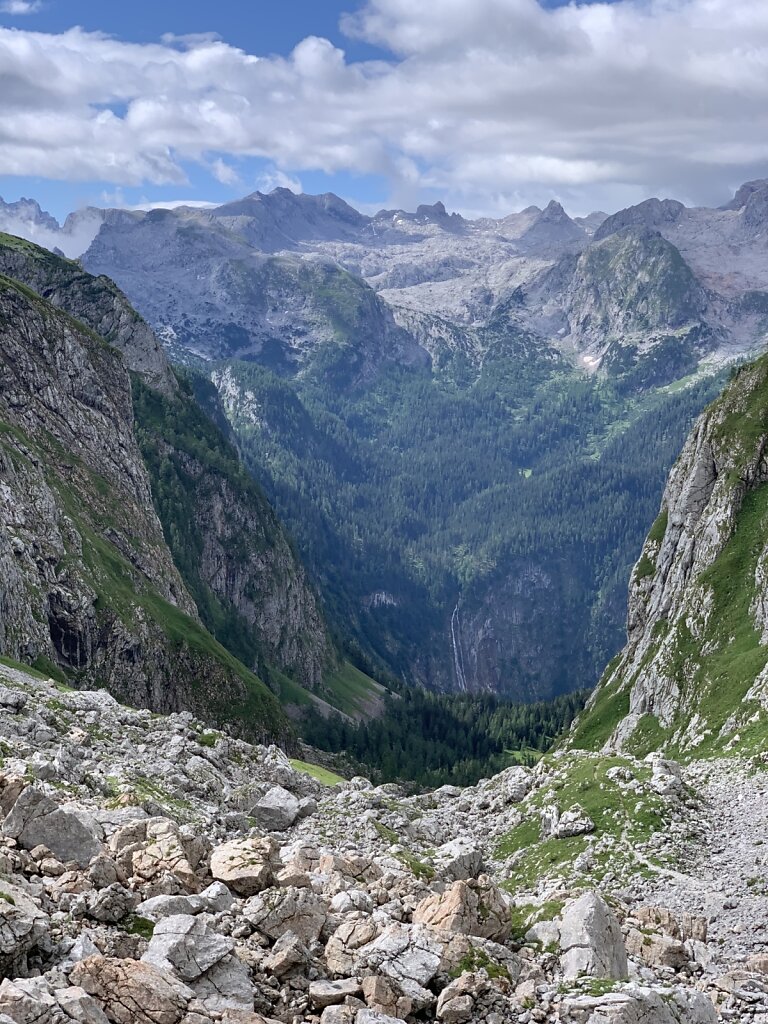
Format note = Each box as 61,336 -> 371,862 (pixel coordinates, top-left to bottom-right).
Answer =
310,978 -> 362,1008
2,787 -> 102,866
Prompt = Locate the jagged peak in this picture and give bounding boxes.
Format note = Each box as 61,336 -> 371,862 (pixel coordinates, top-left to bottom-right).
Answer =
594,197 -> 685,242
720,178 -> 768,211
540,199 -> 570,222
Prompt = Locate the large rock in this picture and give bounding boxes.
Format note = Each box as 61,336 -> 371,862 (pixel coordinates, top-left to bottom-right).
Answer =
263,930 -> 309,977
558,984 -> 717,1023
128,819 -> 203,894
248,786 -> 301,832
143,914 -> 235,981
309,979 -> 363,1009
210,838 -> 277,897
136,894 -> 206,922
56,986 -> 111,1024
86,883 -> 140,923
433,840 -> 483,881
357,923 -> 442,1008
71,956 -> 193,1024
243,886 -> 327,943
435,972 -> 496,1023
0,977 -> 61,1021
625,927 -> 689,970
0,878 -> 49,974
2,787 -> 102,866
325,917 -> 380,975
191,954 -> 254,1012
412,879 -> 510,942
559,892 -> 628,980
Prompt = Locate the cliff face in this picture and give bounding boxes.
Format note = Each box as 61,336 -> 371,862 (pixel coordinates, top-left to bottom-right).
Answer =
0,235 -> 341,739
0,273 -> 284,732
133,375 -> 333,690
0,232 -> 176,395
0,231 -> 334,698
570,356 -> 768,757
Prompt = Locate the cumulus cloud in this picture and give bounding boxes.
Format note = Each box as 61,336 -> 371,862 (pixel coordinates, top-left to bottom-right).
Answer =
1,1 -> 768,214
0,1 -> 42,14
211,157 -> 240,186
255,166 -> 303,194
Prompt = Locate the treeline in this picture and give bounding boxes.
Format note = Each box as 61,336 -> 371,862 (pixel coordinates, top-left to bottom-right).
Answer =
222,351 -> 724,695
301,687 -> 588,789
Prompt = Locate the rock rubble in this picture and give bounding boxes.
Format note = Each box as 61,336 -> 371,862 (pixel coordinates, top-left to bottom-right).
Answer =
0,663 -> 759,1022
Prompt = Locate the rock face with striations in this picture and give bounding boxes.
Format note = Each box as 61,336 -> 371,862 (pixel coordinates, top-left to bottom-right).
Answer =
0,233 -> 335,737
570,351 -> 768,756
0,231 -> 176,395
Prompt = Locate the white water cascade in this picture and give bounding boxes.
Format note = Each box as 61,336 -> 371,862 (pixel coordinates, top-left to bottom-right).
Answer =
450,602 -> 469,692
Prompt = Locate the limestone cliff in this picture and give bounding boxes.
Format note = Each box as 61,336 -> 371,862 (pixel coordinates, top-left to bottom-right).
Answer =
570,355 -> 768,756
0,232 -> 176,395
0,232 -> 334,698
133,374 -> 333,689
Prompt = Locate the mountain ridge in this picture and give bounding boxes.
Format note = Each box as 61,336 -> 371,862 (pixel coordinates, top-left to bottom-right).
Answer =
569,349 -> 768,757
0,232 -> 340,740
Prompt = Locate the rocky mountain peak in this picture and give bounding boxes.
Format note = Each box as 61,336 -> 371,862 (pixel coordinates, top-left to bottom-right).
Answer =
742,183 -> 768,229
415,200 -> 447,218
516,198 -> 587,253
721,177 -> 768,211
540,199 -> 570,222
0,195 -> 60,232
594,197 -> 686,242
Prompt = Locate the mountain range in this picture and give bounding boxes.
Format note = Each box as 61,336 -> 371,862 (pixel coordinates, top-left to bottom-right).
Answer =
3,180 -> 768,705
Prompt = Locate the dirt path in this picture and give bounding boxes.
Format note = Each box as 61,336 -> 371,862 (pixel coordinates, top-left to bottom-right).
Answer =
640,759 -> 768,969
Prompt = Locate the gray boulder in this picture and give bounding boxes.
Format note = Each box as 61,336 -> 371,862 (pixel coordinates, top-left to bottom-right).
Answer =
559,892 -> 628,980
0,879 -> 49,974
244,886 -> 327,943
143,914 -> 235,981
433,839 -> 483,881
249,786 -> 301,832
2,787 -> 102,866
558,984 -> 717,1023
191,954 -> 254,1012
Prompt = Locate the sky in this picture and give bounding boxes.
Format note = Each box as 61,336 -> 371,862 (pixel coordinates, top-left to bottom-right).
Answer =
1,0 -> 767,224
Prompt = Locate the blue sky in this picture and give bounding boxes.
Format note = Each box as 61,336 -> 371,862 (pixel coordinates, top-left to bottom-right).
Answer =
3,1 -> 380,59
0,0 -> 764,224
0,0 -> 388,218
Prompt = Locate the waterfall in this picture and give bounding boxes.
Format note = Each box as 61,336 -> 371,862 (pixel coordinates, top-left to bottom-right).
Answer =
450,602 -> 468,692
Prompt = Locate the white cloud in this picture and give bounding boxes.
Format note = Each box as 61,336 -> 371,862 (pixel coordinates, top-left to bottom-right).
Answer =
255,166 -> 303,194
2,2 -> 768,215
99,189 -> 218,210
211,157 -> 240,186
0,1 -> 42,14
0,206 -> 102,258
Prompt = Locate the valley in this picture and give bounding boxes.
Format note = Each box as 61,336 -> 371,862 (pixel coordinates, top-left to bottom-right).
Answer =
2,139 -> 768,1024
4,3 -> 768,1021
12,179 -> 765,704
